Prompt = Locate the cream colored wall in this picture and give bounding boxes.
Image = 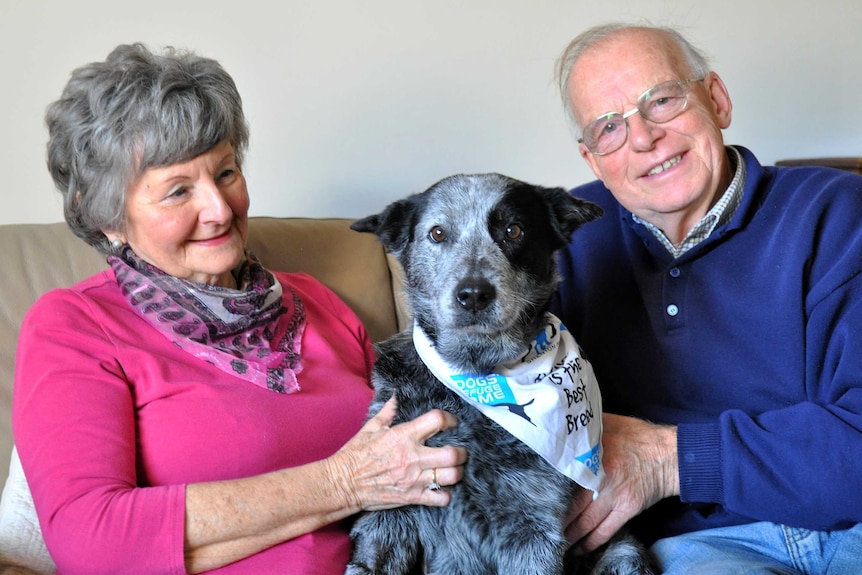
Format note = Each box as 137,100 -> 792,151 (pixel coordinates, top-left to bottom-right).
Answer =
2,0 -> 860,225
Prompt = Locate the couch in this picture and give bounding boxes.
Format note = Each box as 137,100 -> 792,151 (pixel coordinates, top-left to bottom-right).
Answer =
0,217 -> 409,573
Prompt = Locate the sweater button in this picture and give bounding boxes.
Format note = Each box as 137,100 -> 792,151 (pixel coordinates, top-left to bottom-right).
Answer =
669,267 -> 681,278
666,304 -> 679,317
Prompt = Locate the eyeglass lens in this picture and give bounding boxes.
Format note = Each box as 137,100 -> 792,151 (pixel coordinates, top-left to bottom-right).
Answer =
581,80 -> 693,155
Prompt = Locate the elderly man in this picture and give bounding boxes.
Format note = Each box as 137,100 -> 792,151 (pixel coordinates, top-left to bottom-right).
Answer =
553,23 -> 862,574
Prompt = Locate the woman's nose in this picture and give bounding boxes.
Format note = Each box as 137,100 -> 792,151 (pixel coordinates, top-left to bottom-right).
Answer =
198,182 -> 233,223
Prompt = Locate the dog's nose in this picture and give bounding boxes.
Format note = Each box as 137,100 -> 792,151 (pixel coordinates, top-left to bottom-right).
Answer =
455,278 -> 496,311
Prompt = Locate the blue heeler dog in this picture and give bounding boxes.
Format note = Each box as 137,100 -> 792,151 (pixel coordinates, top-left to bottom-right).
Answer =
347,173 -> 653,575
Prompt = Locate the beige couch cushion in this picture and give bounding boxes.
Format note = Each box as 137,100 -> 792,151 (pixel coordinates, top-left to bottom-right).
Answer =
244,217 -> 399,343
0,223 -> 108,491
0,448 -> 53,573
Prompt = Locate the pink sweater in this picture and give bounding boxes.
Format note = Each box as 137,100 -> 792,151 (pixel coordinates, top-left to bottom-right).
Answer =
13,270 -> 375,574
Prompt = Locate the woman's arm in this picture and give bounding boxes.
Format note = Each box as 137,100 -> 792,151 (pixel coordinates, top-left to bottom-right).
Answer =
183,399 -> 466,573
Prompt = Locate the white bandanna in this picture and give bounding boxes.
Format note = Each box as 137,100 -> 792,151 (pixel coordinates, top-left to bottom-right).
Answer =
413,313 -> 605,494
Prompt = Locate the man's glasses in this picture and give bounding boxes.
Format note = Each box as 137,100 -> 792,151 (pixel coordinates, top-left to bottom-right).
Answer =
578,78 -> 704,156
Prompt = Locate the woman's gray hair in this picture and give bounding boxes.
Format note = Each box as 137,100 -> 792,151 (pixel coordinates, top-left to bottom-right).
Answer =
46,43 -> 250,254
554,23 -> 711,132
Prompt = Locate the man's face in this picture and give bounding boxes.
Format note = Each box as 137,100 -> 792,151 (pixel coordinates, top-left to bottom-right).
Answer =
567,29 -> 733,239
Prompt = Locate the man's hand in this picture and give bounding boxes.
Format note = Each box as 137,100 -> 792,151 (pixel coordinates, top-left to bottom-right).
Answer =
565,413 -> 679,552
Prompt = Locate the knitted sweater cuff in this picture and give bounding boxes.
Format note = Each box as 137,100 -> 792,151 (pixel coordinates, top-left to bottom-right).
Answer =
677,421 -> 723,504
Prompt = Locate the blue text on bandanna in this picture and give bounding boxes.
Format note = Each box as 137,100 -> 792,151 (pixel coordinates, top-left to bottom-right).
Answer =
450,374 -> 516,405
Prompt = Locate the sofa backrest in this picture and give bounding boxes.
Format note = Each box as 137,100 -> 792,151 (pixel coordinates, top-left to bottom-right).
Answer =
0,217 -> 401,487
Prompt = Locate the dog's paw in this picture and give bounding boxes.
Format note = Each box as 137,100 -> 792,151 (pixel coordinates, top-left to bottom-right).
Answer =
346,561 -> 422,575
587,533 -> 654,575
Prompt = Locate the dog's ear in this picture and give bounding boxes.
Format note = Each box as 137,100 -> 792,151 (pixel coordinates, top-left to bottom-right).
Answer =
350,196 -> 422,255
540,186 -> 603,245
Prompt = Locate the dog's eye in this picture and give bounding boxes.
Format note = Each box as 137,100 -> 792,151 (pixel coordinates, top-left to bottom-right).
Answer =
429,226 -> 448,243
506,223 -> 523,240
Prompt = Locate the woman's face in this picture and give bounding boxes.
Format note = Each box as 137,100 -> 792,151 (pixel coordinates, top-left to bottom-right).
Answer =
112,141 -> 250,287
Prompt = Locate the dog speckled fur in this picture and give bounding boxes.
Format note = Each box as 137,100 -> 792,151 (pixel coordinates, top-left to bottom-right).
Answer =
347,173 -> 653,575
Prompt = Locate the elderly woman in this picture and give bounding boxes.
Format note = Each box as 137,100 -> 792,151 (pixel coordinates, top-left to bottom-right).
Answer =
12,43 -> 466,574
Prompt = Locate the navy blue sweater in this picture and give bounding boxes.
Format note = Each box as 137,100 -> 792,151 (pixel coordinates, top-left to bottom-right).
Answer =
553,146 -> 862,541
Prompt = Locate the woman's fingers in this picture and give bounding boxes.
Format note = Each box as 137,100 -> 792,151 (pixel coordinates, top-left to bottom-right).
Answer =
366,396 -> 398,429
381,402 -> 468,471
406,407 -> 461,442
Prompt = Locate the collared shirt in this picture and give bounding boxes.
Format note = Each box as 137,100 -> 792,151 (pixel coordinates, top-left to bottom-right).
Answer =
633,146 -> 746,258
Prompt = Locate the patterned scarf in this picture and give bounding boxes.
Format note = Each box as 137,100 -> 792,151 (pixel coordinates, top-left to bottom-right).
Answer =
108,247 -> 306,393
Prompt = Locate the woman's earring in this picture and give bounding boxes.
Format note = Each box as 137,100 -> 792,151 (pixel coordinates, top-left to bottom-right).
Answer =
111,238 -> 125,250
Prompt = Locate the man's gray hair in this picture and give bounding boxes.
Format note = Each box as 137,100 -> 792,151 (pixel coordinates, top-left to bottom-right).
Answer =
46,43 -> 249,254
554,23 -> 711,132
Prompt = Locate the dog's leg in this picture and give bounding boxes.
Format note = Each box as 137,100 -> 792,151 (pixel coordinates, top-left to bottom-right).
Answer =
565,532 -> 655,575
493,529 -> 568,575
347,507 -> 421,575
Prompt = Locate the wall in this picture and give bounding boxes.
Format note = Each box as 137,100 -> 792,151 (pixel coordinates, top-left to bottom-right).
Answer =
2,0 -> 860,225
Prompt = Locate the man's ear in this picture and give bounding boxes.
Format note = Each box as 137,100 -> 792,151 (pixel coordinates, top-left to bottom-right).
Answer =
704,71 -> 733,130
580,142 -> 603,181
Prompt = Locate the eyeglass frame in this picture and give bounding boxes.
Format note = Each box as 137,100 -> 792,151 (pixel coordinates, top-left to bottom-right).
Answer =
577,78 -> 705,156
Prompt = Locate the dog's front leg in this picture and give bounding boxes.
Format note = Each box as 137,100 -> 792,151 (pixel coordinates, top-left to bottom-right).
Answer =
347,507 -> 421,575
496,536 -> 567,575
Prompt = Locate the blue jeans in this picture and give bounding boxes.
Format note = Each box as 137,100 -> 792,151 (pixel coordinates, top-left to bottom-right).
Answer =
650,522 -> 862,575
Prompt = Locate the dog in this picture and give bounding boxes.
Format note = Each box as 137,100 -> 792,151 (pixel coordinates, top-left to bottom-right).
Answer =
346,173 -> 653,575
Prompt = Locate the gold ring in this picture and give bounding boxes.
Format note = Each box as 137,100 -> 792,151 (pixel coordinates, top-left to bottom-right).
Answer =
427,468 -> 441,491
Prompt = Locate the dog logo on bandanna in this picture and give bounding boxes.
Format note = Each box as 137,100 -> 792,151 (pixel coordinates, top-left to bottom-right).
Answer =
450,374 -> 537,425
493,397 -> 536,426
521,321 -> 561,364
533,322 -> 557,355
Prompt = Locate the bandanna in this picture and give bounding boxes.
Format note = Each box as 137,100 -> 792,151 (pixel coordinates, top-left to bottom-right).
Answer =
108,247 -> 305,393
413,313 -> 605,494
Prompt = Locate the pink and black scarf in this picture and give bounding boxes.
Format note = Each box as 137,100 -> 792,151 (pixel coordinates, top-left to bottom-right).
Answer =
108,247 -> 305,393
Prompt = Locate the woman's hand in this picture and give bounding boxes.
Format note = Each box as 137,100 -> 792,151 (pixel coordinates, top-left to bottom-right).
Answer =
329,397 -> 468,512
564,413 -> 679,552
